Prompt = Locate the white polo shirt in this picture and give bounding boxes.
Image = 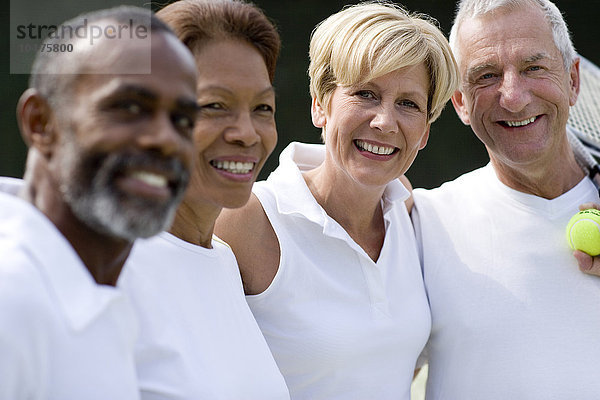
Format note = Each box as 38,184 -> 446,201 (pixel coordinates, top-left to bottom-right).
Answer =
0,178 -> 140,400
248,142 -> 431,400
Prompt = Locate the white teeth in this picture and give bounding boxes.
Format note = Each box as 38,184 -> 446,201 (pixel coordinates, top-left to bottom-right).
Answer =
211,160 -> 255,174
131,171 -> 168,188
505,117 -> 536,127
355,140 -> 395,155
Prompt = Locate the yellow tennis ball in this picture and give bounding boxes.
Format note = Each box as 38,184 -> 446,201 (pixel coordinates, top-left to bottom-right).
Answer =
566,209 -> 600,256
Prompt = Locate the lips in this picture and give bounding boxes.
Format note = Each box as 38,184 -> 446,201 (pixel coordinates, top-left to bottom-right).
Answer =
117,169 -> 178,201
103,152 -> 189,204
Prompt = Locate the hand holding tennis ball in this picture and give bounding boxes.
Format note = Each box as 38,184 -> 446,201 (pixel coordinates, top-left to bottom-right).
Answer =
566,209 -> 600,256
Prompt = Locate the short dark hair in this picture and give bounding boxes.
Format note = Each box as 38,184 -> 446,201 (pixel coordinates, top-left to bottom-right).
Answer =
29,6 -> 174,109
157,0 -> 280,83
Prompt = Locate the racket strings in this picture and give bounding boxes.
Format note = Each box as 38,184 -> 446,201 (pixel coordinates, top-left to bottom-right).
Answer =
567,128 -> 600,193
568,57 -> 600,145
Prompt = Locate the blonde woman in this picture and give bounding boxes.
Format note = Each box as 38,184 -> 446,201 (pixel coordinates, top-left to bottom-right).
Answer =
215,2 -> 459,399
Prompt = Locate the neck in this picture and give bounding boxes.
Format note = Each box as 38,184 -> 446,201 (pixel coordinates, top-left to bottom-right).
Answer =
489,145 -> 585,199
303,158 -> 386,259
21,178 -> 132,287
168,198 -> 222,249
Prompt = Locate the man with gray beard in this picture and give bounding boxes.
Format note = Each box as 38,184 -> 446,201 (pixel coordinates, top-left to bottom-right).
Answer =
0,6 -> 198,399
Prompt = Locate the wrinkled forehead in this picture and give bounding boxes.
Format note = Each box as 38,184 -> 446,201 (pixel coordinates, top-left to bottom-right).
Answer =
70,29 -> 197,106
455,4 -> 551,63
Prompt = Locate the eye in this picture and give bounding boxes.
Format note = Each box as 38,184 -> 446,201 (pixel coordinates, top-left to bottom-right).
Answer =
105,99 -> 152,121
200,102 -> 224,110
172,114 -> 195,130
127,103 -> 141,114
168,111 -> 196,138
398,99 -> 420,110
255,104 -> 274,113
480,72 -> 495,80
113,100 -> 145,115
198,102 -> 228,118
355,90 -> 376,100
526,65 -> 542,72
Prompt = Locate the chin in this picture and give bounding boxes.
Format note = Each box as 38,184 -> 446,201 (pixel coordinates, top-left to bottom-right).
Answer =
218,189 -> 253,210
222,198 -> 251,209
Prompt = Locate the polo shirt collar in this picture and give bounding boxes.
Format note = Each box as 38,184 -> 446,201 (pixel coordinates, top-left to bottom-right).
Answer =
0,180 -> 126,332
266,142 -> 409,235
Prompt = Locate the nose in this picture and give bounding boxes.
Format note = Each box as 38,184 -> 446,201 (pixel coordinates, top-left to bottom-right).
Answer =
498,71 -> 531,113
223,112 -> 260,147
370,103 -> 399,134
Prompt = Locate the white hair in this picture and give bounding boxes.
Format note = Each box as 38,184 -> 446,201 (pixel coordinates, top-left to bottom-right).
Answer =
449,0 -> 576,69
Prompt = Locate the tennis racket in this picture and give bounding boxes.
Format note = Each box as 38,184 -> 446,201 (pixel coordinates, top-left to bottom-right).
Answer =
568,55 -> 600,192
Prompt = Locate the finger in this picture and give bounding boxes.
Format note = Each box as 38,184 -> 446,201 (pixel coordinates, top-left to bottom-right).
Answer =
573,250 -> 600,276
578,202 -> 600,211
573,250 -> 593,271
583,258 -> 600,277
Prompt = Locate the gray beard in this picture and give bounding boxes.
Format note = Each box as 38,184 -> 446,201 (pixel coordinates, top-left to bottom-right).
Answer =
57,139 -> 188,241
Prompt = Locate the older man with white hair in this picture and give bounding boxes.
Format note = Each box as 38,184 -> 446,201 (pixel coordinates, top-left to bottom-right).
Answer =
412,0 -> 600,398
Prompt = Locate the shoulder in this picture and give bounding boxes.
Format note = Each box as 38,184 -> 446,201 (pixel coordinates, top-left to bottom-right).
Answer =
0,244 -> 53,314
0,240 -> 44,292
215,193 -> 280,295
414,167 -> 488,205
216,193 -> 273,245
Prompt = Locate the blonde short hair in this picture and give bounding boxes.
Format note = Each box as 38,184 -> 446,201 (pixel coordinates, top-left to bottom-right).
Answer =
309,1 -> 459,123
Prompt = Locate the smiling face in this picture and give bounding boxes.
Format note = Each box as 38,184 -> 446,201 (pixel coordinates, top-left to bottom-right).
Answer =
53,31 -> 197,240
312,63 -> 430,188
186,39 -> 277,209
451,4 -> 580,169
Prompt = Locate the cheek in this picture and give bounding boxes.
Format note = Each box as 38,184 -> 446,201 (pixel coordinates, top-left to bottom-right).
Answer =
259,122 -> 278,153
475,85 -> 500,108
402,117 -> 429,143
193,123 -> 221,152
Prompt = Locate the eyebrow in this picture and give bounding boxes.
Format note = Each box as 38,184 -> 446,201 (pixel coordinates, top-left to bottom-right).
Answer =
197,85 -> 275,98
110,84 -> 200,111
111,84 -> 157,101
523,52 -> 549,64
466,63 -> 496,79
176,98 -> 201,113
467,52 -> 551,78
347,81 -> 427,99
258,86 -> 276,97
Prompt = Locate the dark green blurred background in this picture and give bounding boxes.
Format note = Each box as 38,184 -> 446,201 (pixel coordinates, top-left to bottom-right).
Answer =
3,1 -> 599,188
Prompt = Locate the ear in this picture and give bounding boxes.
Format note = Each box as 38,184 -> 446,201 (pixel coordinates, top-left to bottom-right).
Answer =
17,89 -> 57,157
311,97 -> 327,128
568,57 -> 581,107
418,124 -> 431,150
451,89 -> 471,125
